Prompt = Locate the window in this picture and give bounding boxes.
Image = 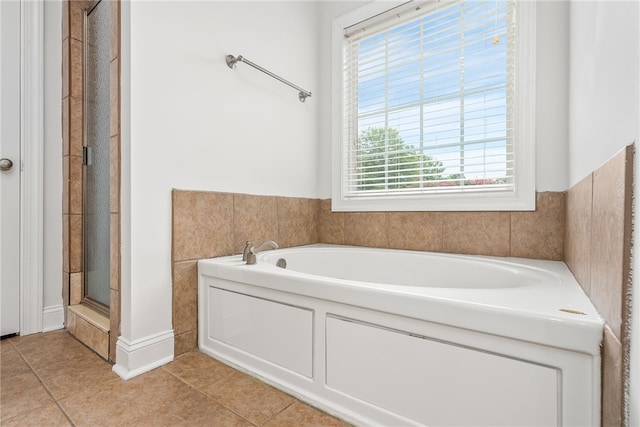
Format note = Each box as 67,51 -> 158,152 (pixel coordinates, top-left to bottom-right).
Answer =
332,0 -> 535,211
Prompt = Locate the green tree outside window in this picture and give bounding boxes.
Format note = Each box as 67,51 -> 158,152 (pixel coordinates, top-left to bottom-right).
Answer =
357,127 -> 458,191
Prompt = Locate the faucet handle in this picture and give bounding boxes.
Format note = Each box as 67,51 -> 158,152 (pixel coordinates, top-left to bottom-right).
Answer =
242,240 -> 251,261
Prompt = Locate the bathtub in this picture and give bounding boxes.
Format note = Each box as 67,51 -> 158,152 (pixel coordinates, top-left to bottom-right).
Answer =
198,244 -> 603,426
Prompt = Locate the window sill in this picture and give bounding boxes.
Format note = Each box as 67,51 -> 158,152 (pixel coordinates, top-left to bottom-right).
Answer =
331,191 -> 536,212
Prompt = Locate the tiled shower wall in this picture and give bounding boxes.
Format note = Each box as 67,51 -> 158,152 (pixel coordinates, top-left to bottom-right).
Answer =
565,145 -> 634,426
62,0 -> 121,362
171,190 -> 565,354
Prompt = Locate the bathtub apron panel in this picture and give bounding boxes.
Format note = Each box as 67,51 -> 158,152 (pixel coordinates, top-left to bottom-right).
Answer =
325,316 -> 558,426
207,287 -> 313,378
198,244 -> 603,426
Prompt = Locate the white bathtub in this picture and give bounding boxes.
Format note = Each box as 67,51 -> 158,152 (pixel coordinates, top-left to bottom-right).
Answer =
198,244 -> 603,426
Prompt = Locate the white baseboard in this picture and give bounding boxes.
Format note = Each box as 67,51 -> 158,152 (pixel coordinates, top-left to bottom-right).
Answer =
42,304 -> 64,332
112,329 -> 174,380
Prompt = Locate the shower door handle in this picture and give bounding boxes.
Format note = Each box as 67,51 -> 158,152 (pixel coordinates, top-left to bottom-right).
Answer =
83,147 -> 92,166
0,158 -> 14,171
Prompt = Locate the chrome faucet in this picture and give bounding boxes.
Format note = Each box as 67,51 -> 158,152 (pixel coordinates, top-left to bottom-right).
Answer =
244,240 -> 278,265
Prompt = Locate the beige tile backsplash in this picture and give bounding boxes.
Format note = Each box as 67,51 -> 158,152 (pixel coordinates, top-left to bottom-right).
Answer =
387,211 -> 443,252
318,192 -> 564,259
172,261 -> 198,338
565,174 -> 594,294
564,144 -> 633,426
590,146 -> 633,340
511,192 -> 565,260
318,200 -> 344,244
443,211 -> 511,257
602,325 -> 624,427
232,193 -> 279,252
172,189 -> 569,356
344,212 -> 390,248
171,191 -> 319,351
172,191 -> 234,262
276,197 -> 319,248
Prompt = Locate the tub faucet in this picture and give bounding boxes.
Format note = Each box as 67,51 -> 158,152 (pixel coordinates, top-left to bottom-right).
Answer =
245,240 -> 278,265
242,241 -> 252,262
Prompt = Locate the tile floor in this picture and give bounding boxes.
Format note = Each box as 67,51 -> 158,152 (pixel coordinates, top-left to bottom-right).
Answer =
0,330 -> 350,426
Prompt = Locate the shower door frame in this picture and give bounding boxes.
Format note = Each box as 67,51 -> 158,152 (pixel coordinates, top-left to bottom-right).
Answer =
81,0 -> 110,315
62,0 -> 121,362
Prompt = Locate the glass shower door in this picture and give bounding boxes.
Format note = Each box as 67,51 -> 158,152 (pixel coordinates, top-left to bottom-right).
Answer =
83,0 -> 110,308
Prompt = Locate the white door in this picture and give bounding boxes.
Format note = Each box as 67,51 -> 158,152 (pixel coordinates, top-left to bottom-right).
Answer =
1,0 -> 22,337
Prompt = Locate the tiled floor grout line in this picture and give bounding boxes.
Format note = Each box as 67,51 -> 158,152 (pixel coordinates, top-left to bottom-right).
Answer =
160,365 -> 260,426
9,341 -> 78,427
261,399 -> 297,427
4,334 -> 349,426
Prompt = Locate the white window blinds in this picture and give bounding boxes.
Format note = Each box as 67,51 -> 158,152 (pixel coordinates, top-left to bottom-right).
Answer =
341,0 -> 516,199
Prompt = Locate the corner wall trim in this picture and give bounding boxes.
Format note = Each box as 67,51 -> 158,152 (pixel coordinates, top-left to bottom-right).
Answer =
42,304 -> 64,332
20,0 -> 44,336
112,329 -> 174,380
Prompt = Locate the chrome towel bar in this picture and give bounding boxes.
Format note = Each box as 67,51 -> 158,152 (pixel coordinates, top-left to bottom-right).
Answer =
225,54 -> 312,102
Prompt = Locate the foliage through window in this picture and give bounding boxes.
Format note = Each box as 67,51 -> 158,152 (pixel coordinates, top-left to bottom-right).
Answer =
357,127 -> 447,190
333,0 -> 535,211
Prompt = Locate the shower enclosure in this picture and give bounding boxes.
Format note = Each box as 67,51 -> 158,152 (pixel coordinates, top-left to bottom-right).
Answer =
83,0 -> 110,309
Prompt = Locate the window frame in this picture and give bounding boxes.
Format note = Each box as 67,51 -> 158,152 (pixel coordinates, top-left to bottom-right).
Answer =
331,0 -> 536,212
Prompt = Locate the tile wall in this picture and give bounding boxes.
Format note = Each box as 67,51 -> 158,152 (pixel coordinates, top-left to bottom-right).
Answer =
172,190 -> 565,356
62,0 -> 121,362
565,145 -> 634,426
319,192 -> 565,259
171,191 -> 319,354
172,149 -> 632,425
